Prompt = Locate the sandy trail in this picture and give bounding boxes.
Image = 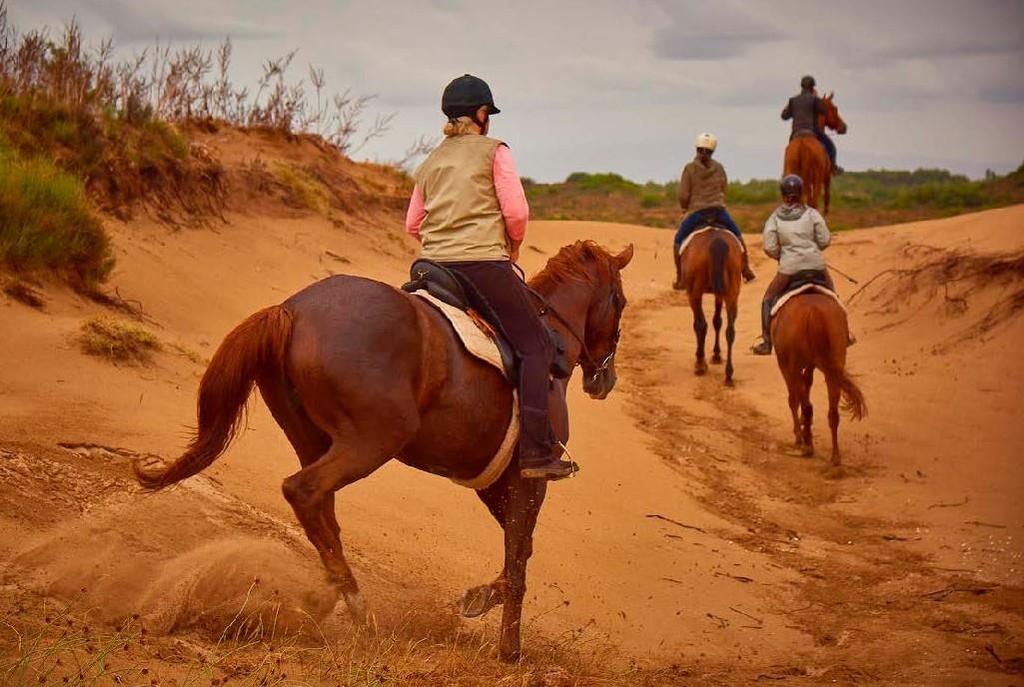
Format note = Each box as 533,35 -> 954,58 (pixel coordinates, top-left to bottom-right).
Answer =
1,200 -> 1022,683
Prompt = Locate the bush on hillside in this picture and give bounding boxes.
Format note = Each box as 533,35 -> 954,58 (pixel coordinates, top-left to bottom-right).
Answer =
0,147 -> 113,288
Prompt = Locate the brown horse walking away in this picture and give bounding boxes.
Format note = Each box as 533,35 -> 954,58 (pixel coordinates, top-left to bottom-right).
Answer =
771,293 -> 865,464
783,92 -> 847,214
133,240 -> 633,662
678,230 -> 743,385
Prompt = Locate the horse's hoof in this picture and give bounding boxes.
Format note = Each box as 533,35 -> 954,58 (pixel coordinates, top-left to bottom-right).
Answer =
498,646 -> 522,663
724,377 -> 734,388
801,445 -> 815,457
342,590 -> 368,624
711,354 -> 723,365
694,362 -> 707,376
460,584 -> 502,618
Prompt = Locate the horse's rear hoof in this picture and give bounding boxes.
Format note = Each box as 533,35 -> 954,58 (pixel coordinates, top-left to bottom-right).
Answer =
460,584 -> 502,618
342,590 -> 368,624
695,362 -> 707,376
499,646 -> 522,663
801,445 -> 815,457
711,354 -> 723,365
724,377 -> 734,388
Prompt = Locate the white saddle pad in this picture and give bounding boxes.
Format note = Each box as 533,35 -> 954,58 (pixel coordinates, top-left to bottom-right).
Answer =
678,226 -> 743,256
770,283 -> 846,318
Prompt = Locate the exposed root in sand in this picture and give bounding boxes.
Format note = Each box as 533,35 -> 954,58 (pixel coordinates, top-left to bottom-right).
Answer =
847,244 -> 1024,349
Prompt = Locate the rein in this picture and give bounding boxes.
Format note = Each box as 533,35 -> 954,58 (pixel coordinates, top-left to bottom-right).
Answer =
512,263 -> 620,382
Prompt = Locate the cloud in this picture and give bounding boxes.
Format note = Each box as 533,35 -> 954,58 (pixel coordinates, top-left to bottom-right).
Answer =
79,0 -> 274,42
648,0 -> 788,61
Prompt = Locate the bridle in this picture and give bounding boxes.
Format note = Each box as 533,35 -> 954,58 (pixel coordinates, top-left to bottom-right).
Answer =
514,264 -> 622,384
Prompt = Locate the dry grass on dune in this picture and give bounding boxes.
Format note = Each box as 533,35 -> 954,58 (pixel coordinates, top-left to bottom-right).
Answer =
78,316 -> 161,364
0,597 -> 682,687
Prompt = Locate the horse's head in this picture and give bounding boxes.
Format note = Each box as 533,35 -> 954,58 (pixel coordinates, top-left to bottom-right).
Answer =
580,243 -> 633,399
531,240 -> 634,400
819,92 -> 847,135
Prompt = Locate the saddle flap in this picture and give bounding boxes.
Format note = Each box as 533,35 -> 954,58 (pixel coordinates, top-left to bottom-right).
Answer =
402,259 -> 470,309
784,269 -> 833,295
401,259 -> 571,383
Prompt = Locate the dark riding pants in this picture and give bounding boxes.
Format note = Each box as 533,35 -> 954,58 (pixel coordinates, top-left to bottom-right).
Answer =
443,260 -> 554,461
816,132 -> 837,167
673,207 -> 746,253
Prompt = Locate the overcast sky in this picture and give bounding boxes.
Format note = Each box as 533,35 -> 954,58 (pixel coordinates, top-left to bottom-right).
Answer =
10,0 -> 1024,181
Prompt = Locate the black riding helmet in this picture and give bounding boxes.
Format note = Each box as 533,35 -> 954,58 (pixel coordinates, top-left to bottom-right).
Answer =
801,75 -> 816,90
442,74 -> 500,120
781,174 -> 804,197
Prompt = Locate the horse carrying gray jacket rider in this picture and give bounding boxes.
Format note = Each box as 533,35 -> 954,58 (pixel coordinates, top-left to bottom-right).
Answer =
751,174 -> 837,356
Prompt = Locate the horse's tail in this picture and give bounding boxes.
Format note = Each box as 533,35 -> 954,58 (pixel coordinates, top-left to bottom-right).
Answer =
709,235 -> 728,295
808,301 -> 867,421
831,367 -> 867,421
133,305 -> 293,489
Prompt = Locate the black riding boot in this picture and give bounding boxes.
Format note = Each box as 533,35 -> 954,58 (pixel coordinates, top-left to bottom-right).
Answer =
672,250 -> 685,290
519,407 -> 576,480
751,299 -> 773,355
741,250 -> 756,282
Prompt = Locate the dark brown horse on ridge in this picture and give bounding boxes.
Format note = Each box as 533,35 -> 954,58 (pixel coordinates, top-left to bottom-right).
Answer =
133,240 -> 634,662
783,92 -> 847,214
678,230 -> 743,385
771,291 -> 865,464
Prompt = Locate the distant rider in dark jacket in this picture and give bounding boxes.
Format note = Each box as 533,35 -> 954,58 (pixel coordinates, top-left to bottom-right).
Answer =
782,75 -> 842,175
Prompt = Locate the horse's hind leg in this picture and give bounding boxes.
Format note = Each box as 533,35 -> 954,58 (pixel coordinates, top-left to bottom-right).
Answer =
781,367 -> 804,448
259,374 -> 336,535
711,296 -> 723,365
281,423 -> 409,622
724,297 -> 738,386
800,367 -> 815,456
690,294 -> 708,375
826,373 -> 842,465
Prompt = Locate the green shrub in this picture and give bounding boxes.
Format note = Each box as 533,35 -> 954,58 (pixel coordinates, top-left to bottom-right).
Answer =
0,147 -> 113,288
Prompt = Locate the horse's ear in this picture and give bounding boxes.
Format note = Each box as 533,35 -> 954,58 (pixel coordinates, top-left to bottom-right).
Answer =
614,244 -> 634,269
827,91 -> 834,99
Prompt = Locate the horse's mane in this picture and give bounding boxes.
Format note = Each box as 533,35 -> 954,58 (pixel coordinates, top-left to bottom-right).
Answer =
529,240 -> 612,292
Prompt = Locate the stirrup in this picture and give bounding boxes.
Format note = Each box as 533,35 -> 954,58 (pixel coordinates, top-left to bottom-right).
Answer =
750,340 -> 772,356
520,440 -> 579,481
520,459 -> 578,480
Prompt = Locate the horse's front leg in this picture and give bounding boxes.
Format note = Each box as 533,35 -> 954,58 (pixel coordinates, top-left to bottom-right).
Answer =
462,476 -> 511,618
498,472 -> 546,662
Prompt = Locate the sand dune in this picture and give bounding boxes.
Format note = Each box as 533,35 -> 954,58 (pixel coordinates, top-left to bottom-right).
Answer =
1,178 -> 1022,682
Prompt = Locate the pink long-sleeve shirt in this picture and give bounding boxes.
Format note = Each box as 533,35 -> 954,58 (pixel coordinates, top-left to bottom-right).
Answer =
405,143 -> 529,242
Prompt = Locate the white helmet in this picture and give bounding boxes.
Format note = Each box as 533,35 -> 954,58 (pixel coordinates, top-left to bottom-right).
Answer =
694,132 -> 717,151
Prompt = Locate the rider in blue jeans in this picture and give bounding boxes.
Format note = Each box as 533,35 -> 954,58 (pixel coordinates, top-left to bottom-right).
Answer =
673,133 -> 756,289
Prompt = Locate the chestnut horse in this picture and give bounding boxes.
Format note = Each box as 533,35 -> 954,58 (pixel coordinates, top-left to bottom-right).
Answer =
771,292 -> 865,464
783,92 -> 847,214
133,240 -> 633,662
679,229 -> 742,385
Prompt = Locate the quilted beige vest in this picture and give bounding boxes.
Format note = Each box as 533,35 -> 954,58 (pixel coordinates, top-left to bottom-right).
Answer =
414,134 -> 509,262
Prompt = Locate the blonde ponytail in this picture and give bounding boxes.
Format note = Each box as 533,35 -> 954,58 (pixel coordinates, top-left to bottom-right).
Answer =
443,116 -> 480,137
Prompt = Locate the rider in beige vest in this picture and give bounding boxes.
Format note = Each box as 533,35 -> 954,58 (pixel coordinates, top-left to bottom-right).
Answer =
406,74 -> 575,481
